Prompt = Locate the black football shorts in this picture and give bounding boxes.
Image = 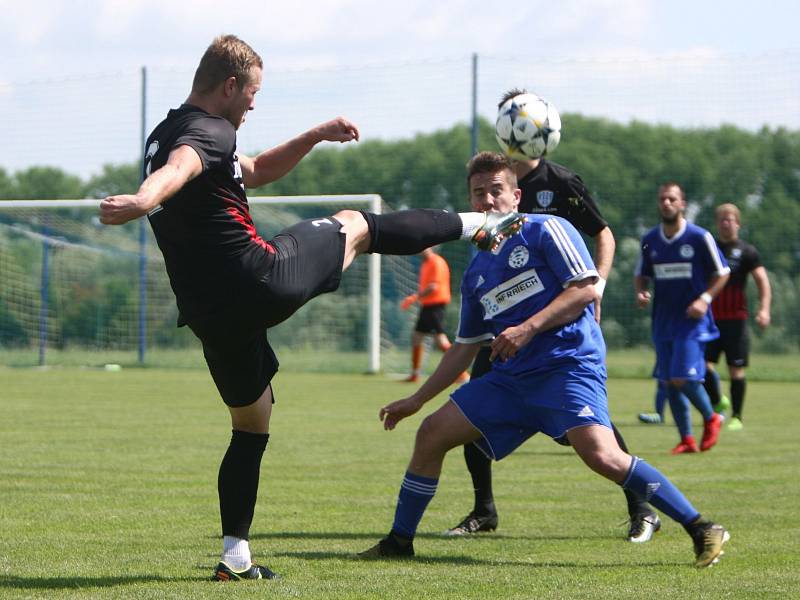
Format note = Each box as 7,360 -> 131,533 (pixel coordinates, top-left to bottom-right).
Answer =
704,319 -> 749,367
188,217 -> 346,407
415,304 -> 447,334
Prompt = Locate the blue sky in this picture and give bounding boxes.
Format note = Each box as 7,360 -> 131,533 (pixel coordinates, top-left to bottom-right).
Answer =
1,0 -> 798,178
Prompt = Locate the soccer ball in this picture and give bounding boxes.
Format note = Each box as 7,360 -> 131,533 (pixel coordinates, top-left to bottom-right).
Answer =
495,93 -> 561,160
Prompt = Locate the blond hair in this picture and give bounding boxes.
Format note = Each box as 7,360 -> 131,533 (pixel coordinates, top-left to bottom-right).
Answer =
715,203 -> 741,223
192,34 -> 263,94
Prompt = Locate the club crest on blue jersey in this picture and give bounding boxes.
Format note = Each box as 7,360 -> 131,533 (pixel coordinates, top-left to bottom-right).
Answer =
679,244 -> 694,259
536,190 -> 554,208
508,245 -> 530,268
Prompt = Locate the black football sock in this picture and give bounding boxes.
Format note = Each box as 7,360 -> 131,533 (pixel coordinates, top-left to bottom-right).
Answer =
218,430 -> 270,539
361,209 -> 462,255
464,442 -> 496,516
703,369 -> 722,407
731,378 -> 746,419
612,422 -> 651,517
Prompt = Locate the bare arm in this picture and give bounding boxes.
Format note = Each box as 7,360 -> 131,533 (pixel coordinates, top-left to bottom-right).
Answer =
751,266 -> 772,329
686,272 -> 730,319
592,226 -> 616,280
634,275 -> 651,308
379,342 -> 480,430
239,117 -> 360,188
591,226 -> 615,322
490,278 -> 596,362
99,145 -> 203,225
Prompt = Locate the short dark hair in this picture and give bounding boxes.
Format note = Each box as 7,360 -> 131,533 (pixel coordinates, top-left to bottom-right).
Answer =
498,87 -> 528,109
466,151 -> 517,187
658,181 -> 686,200
192,34 -> 263,94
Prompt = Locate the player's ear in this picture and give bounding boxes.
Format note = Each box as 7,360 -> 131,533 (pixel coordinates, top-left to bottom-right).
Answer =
222,76 -> 238,97
512,188 -> 521,210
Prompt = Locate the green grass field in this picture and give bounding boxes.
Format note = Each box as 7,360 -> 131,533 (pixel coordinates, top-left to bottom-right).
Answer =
1,366 -> 798,598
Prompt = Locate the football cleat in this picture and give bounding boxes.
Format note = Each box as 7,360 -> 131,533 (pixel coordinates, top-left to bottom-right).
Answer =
727,417 -> 744,431
211,561 -> 279,581
692,522 -> 730,568
471,212 -> 527,252
700,413 -> 723,451
402,374 -> 419,383
638,412 -> 663,424
715,394 -> 731,415
443,511 -> 499,536
671,435 -> 699,455
627,512 -> 662,543
358,533 -> 415,558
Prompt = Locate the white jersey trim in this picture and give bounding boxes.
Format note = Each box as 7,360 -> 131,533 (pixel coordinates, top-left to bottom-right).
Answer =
544,218 -> 588,278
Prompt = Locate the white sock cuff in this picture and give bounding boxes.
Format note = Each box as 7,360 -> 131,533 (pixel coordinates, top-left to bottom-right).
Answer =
222,536 -> 251,570
458,212 -> 487,239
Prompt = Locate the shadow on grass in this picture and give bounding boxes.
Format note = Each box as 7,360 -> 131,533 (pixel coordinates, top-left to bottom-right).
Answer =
249,531 -> 614,542
273,550 -> 685,568
0,574 -> 200,590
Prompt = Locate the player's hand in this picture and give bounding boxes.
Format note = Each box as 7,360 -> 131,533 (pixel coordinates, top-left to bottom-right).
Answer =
489,323 -> 534,362
99,195 -> 147,225
636,291 -> 651,308
755,309 -> 771,329
400,294 -> 417,311
315,117 -> 360,144
380,397 -> 423,430
686,297 -> 709,320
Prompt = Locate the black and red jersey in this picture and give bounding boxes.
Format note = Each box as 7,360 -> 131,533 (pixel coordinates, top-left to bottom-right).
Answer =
711,238 -> 761,321
518,159 -> 608,237
144,104 -> 274,324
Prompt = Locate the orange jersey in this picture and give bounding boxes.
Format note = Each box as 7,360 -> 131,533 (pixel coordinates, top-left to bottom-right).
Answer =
418,253 -> 451,306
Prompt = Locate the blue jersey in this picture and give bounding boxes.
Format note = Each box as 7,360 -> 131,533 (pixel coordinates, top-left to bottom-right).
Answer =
636,221 -> 729,342
457,215 -> 606,376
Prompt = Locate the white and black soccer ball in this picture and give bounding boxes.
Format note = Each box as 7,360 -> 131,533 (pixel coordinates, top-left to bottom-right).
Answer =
495,93 -> 561,161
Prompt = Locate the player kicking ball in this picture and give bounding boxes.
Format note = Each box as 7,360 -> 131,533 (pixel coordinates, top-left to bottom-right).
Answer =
360,153 -> 729,568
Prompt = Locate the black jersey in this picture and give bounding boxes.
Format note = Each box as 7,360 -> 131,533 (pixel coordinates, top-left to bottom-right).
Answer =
711,239 -> 761,321
517,159 -> 607,237
144,104 -> 275,324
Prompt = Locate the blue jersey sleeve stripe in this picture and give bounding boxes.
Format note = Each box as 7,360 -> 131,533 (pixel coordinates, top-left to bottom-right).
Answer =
544,218 -> 587,276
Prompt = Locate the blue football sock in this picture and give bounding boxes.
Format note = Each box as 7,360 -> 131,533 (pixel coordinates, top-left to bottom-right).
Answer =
655,380 -> 668,419
680,379 -> 713,421
622,456 -> 700,525
667,384 -> 692,437
391,471 -> 438,538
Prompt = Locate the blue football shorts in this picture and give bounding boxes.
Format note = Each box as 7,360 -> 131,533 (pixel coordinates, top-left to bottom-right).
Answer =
450,364 -> 611,460
653,338 -> 707,382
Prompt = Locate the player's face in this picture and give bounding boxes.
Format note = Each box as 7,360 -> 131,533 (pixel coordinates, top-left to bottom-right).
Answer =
658,185 -> 685,224
716,212 -> 740,241
226,66 -> 262,130
469,170 -> 521,213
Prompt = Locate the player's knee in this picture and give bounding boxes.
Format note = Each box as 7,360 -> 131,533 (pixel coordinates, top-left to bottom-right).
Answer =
414,414 -> 449,454
582,447 -> 629,481
334,209 -> 370,255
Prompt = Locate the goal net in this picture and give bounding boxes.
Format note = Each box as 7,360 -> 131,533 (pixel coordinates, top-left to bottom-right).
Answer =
0,196 -> 466,374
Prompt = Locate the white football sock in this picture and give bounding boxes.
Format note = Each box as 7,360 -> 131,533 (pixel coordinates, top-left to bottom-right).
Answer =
222,536 -> 251,570
459,212 -> 487,239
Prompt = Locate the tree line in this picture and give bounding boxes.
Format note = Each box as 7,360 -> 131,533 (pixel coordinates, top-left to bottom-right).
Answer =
1,115 -> 798,352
